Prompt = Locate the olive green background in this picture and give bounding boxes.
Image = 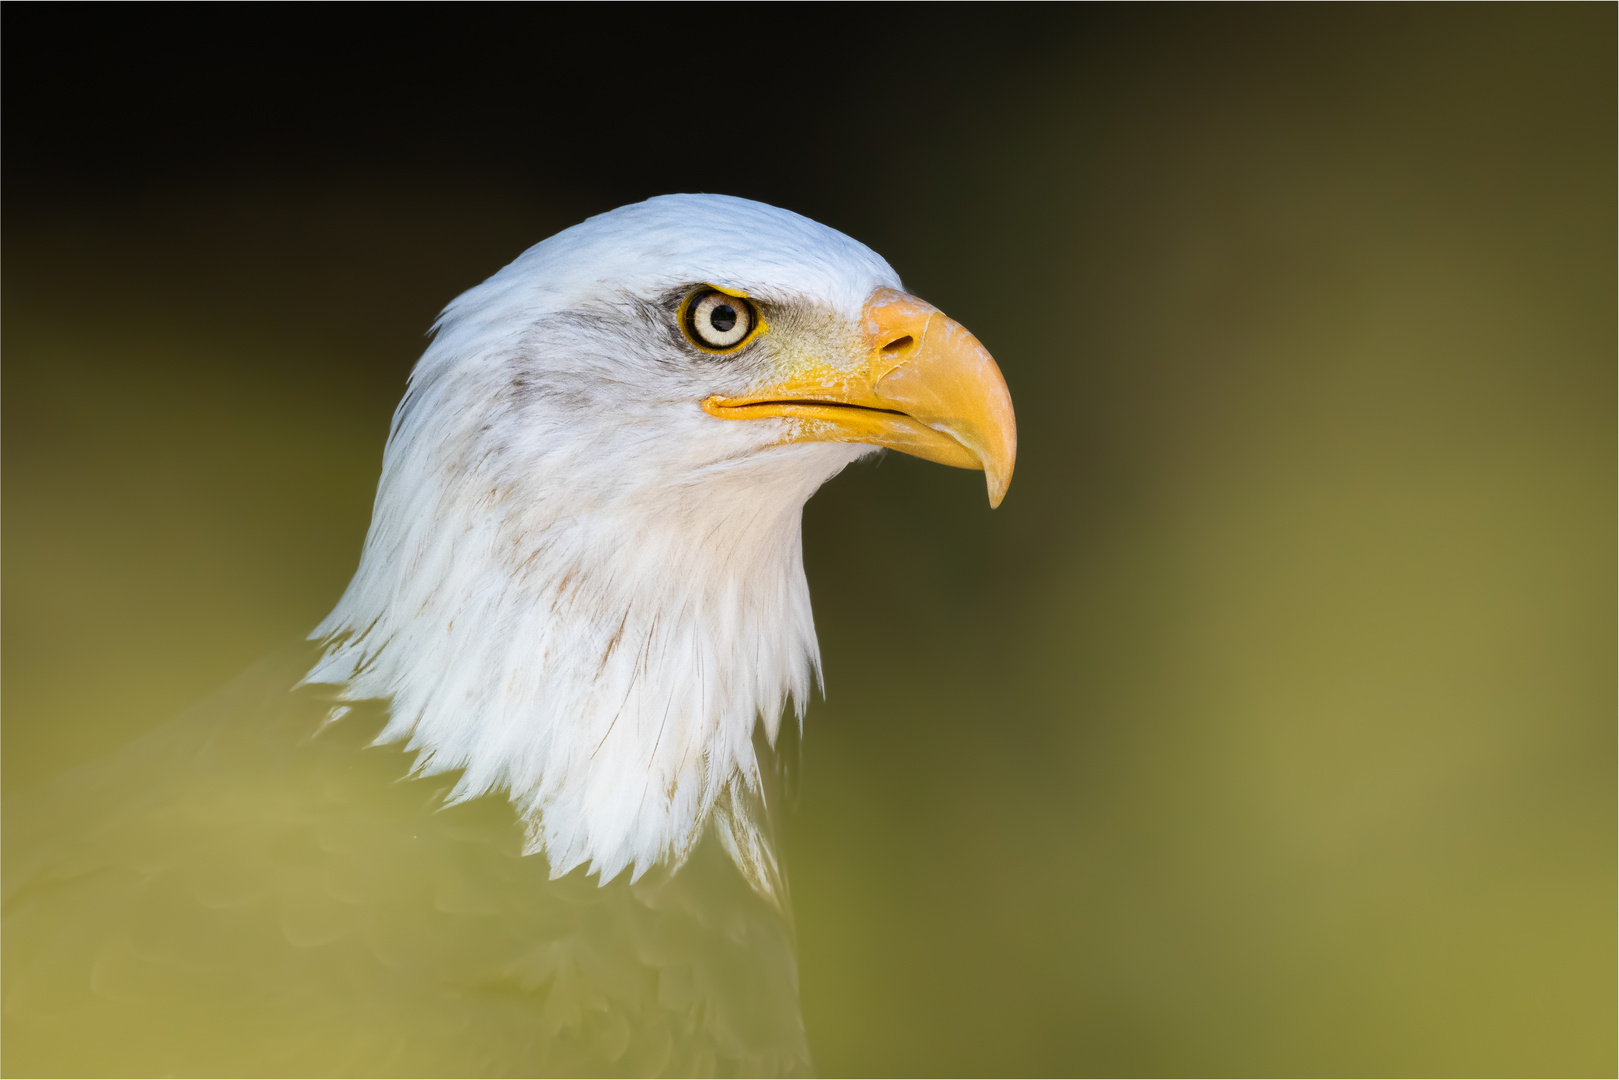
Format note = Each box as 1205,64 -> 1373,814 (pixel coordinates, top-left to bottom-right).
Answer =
4,7 -> 1613,1075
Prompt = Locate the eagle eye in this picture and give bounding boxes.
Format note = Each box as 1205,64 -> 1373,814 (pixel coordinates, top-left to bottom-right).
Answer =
683,288 -> 758,352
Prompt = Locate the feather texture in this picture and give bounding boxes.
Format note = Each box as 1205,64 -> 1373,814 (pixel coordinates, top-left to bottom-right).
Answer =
5,195 -> 910,1075
4,646 -> 812,1076
307,195 -> 900,886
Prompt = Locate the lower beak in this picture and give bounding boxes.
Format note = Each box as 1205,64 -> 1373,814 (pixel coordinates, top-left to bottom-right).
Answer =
701,288 -> 1018,507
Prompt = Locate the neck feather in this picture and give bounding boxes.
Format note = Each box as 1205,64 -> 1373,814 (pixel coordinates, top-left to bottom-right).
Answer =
308,349 -> 862,888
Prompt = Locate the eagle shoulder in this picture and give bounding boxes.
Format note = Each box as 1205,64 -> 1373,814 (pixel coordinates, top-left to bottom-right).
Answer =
2,645 -> 812,1076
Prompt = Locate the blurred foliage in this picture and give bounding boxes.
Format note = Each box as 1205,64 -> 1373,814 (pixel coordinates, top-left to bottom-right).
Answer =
4,6 -> 1613,1076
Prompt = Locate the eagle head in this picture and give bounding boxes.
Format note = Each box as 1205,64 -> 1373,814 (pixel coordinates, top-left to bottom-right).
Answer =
307,194 -> 1015,892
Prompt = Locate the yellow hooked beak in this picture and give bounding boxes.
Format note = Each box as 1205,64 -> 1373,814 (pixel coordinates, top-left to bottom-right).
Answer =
702,288 -> 1018,506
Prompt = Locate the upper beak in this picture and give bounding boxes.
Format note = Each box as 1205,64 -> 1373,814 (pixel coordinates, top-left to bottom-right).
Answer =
701,288 -> 1018,506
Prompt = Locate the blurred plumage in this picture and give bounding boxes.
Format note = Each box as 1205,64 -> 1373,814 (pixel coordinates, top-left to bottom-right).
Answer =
2,195 -> 1014,1076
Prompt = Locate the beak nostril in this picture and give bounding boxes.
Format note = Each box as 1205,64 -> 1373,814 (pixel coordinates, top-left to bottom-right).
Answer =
881,334 -> 915,354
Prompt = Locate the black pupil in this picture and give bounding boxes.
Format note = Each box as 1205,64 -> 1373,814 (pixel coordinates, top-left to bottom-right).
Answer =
710,304 -> 738,334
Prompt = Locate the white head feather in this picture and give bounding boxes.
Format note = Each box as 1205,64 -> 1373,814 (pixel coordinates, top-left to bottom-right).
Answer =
308,194 -> 902,889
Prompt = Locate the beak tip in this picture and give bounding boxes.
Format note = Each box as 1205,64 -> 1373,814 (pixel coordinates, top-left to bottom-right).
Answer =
983,429 -> 1015,509
985,467 -> 1011,509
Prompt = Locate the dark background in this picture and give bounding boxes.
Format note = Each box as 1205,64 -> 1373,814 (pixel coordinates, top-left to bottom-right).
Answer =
5,6 -> 1614,1074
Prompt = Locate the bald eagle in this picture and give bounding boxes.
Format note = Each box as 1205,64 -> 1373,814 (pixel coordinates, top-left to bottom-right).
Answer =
2,195 -> 1015,1076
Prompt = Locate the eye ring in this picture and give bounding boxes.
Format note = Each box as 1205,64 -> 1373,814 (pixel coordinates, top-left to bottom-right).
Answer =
681,288 -> 763,353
